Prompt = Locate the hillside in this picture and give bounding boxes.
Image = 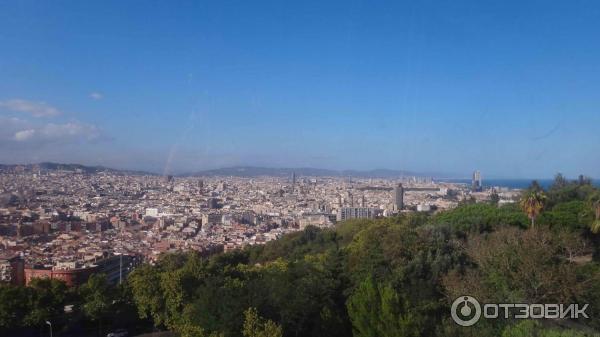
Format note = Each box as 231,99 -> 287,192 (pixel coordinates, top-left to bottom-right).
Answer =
0,162 -> 156,176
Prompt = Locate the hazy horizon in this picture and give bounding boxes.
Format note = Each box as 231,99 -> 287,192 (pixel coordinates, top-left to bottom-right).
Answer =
1,1 -> 599,178
1,160 -> 595,181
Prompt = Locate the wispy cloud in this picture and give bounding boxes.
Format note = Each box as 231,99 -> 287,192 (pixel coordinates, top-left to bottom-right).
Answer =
0,99 -> 61,117
0,116 -> 102,146
14,129 -> 36,141
89,92 -> 104,100
35,122 -> 101,141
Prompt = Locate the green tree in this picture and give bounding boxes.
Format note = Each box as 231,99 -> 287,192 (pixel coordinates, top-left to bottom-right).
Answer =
346,277 -> 420,337
24,278 -> 68,327
551,173 -> 569,190
588,191 -> 600,234
490,189 -> 500,206
520,189 -> 547,229
79,274 -> 113,336
529,180 -> 543,192
0,284 -> 31,332
538,201 -> 591,232
430,203 -> 528,233
242,307 -> 282,337
129,264 -> 168,327
174,319 -> 224,337
443,227 -> 595,305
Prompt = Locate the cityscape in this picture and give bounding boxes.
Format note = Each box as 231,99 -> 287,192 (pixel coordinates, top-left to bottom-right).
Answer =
1,1 -> 600,337
0,164 -> 519,288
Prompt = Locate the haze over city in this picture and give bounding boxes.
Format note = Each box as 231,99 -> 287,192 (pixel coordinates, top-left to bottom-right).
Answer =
1,1 -> 599,178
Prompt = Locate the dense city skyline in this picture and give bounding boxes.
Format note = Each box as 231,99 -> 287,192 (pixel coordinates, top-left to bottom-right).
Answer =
1,1 -> 599,178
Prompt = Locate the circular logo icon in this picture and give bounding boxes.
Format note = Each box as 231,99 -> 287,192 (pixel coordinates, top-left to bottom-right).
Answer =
451,296 -> 481,326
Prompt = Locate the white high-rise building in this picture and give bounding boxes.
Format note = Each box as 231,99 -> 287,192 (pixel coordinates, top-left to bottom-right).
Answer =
337,207 -> 379,221
472,170 -> 482,192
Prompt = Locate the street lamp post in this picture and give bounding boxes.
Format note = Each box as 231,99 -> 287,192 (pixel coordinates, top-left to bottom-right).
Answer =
45,320 -> 53,337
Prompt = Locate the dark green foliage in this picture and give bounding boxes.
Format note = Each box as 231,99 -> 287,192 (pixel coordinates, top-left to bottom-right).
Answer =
346,277 -> 421,337
547,180 -> 596,208
540,200 -> 592,232
129,263 -> 168,326
139,250 -> 352,337
429,203 -> 529,234
79,273 -> 113,322
575,263 -> 600,331
0,278 -> 75,336
501,320 -> 600,337
243,307 -> 282,337
0,275 -> 150,336
24,278 -> 69,327
247,226 -> 341,264
0,283 -> 31,332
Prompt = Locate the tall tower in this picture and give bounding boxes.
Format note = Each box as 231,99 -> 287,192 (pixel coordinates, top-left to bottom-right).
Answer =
472,170 -> 482,192
393,184 -> 404,210
291,172 -> 296,192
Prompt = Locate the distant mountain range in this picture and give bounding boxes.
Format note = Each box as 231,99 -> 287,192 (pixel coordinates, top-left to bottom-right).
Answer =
0,163 -> 453,178
0,162 -> 156,176
183,166 -> 447,178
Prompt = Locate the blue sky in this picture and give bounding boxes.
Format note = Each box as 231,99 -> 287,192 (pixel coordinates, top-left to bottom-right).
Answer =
0,1 -> 599,178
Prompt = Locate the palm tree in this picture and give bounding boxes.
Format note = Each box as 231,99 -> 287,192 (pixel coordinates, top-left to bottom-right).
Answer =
588,191 -> 600,234
520,189 -> 547,229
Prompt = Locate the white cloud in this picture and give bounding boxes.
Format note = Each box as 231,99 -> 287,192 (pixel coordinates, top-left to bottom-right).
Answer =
0,117 -> 102,146
0,99 -> 61,117
89,92 -> 103,100
39,122 -> 101,141
14,129 -> 36,141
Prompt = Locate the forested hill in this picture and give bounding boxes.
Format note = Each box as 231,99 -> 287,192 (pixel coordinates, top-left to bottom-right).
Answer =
2,178 -> 600,337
